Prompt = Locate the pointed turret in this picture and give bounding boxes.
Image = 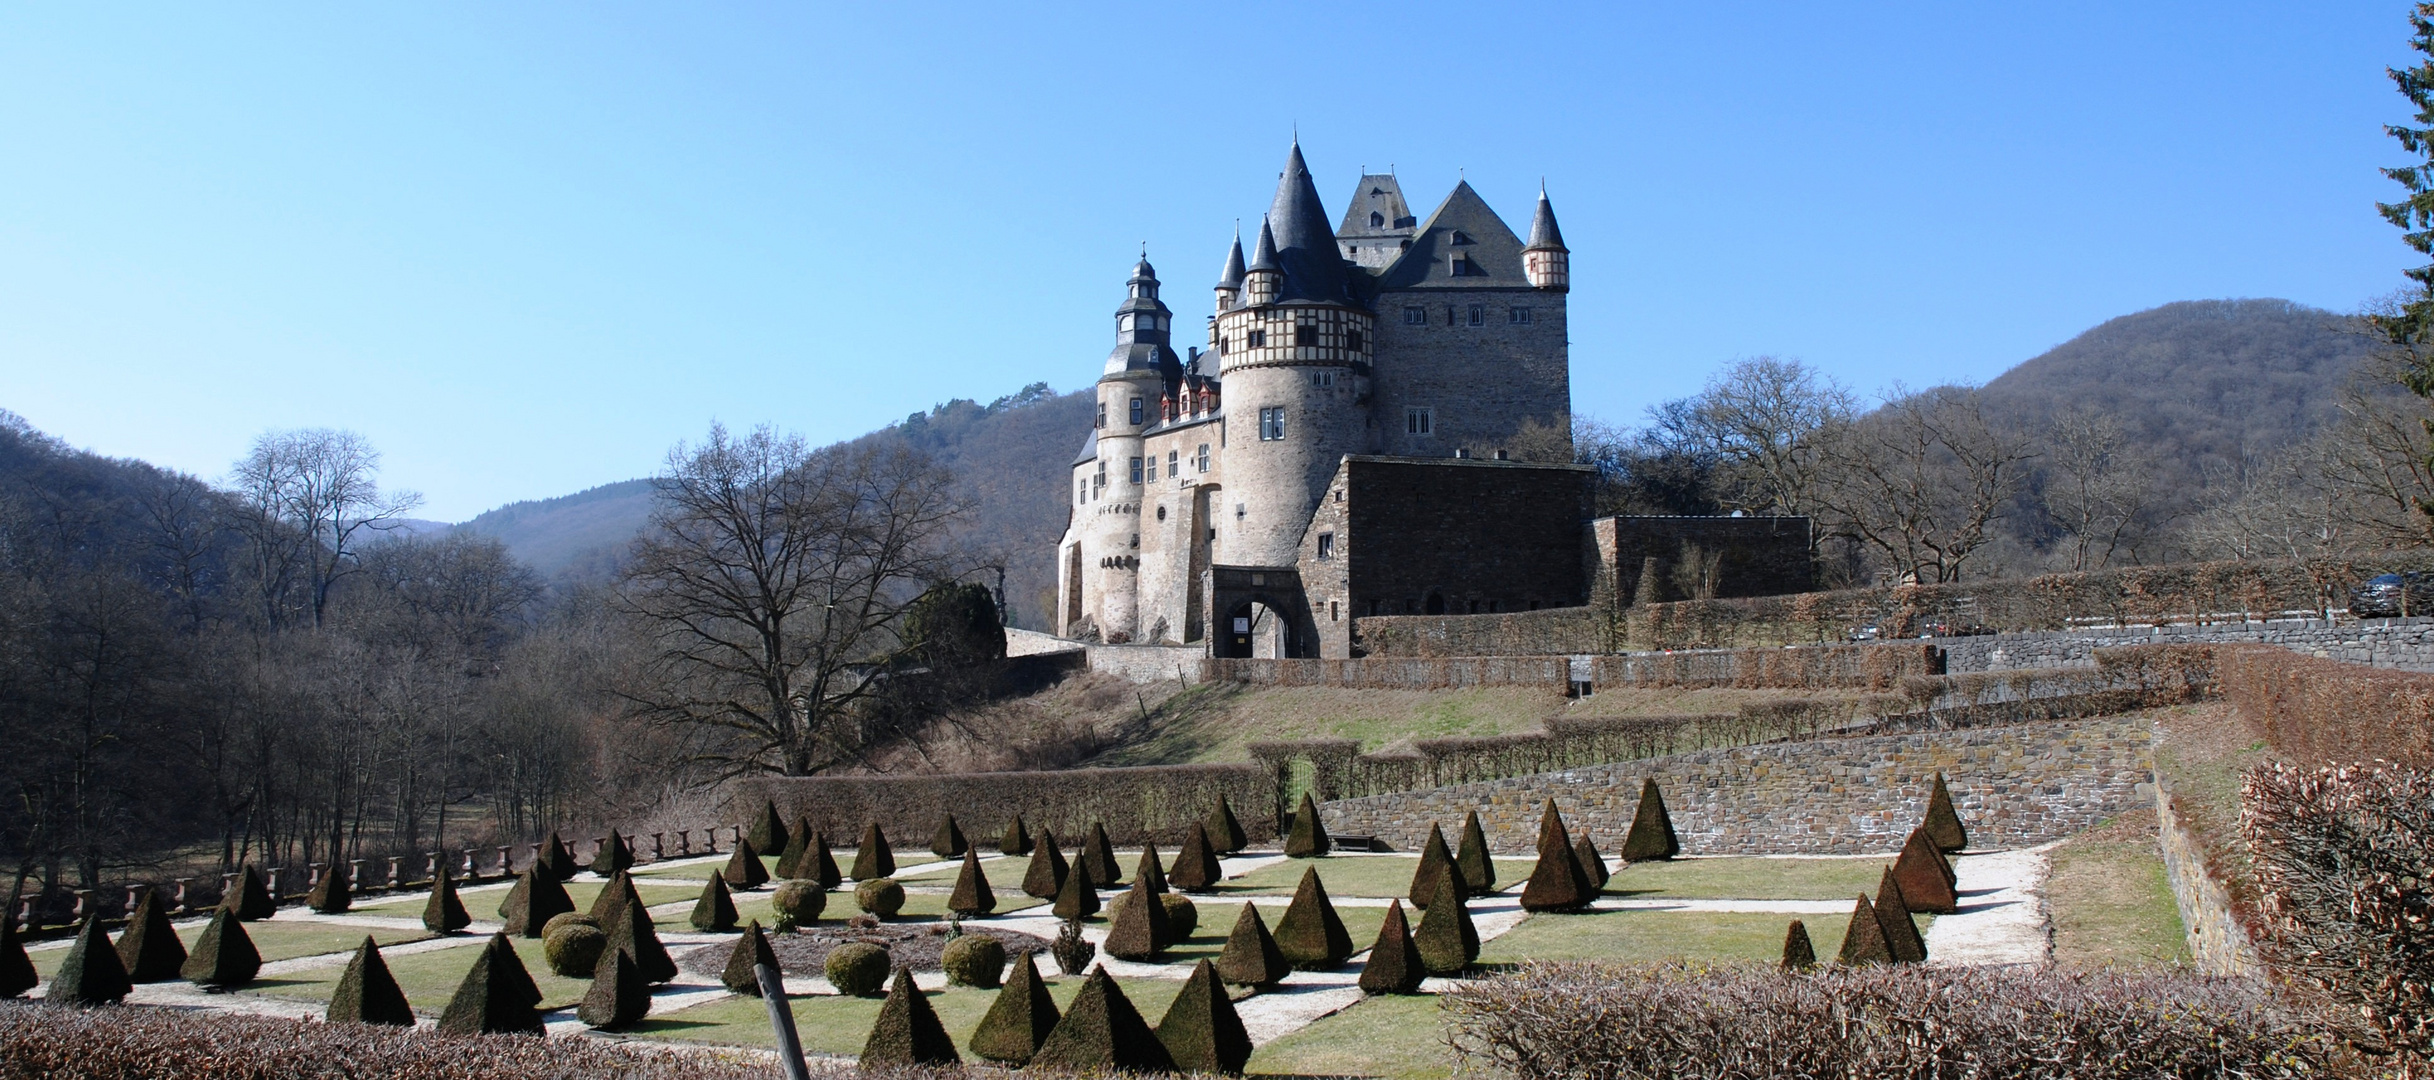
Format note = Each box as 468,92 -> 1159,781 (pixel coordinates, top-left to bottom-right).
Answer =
1243,218 -> 1282,306
1264,140 -> 1351,303
1104,255 -> 1179,380
1522,184 -> 1570,291
1214,228 -> 1247,313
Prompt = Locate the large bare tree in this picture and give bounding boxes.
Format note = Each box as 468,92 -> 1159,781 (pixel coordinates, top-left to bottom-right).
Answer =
2038,409 -> 2156,571
227,428 -> 422,630
1691,356 -> 1856,516
1811,386 -> 2037,583
621,424 -> 965,777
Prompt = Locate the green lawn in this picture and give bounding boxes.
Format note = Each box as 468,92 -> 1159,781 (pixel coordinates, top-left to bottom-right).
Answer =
1212,856 -> 1539,899
1247,992 -> 1456,1080
1476,908 -> 1915,966
1603,857 -> 1891,901
1161,901 -> 1390,968
348,881 -> 699,919
2046,817 -> 2191,968
642,969 -> 1190,1054
723,889 -> 1047,928
243,933 -> 588,1014
31,920 -> 435,979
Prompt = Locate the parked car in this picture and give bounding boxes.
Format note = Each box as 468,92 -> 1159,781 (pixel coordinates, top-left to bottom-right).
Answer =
2348,572 -> 2434,618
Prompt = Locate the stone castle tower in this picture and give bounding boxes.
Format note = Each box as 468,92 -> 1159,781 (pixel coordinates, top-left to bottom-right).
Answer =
1056,141 -> 1575,655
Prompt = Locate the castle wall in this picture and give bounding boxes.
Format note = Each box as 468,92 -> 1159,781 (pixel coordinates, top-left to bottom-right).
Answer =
1367,286 -> 1570,459
1598,515 -> 1816,605
1216,362 -> 1366,567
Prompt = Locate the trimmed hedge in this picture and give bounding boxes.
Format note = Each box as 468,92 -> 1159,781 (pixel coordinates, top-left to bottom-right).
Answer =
742,764 -> 1270,848
2219,646 -> 2434,767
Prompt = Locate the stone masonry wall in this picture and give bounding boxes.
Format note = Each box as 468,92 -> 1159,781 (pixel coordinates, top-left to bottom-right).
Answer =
1939,616 -> 2434,673
2153,772 -> 2263,977
1318,715 -> 2156,855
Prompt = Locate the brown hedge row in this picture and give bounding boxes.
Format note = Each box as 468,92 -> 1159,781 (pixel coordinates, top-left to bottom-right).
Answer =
1627,553 -> 2434,650
739,764 -> 1271,849
1444,961 -> 2346,1080
1591,642 -> 1943,690
2218,647 -> 2434,767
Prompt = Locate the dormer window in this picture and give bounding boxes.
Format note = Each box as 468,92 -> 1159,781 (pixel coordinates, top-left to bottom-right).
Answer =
1452,231 -> 1475,245
1370,211 -> 1385,227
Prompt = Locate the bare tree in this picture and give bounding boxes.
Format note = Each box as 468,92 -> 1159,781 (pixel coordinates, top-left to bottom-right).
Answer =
2039,409 -> 2155,570
1810,386 -> 2037,583
1692,357 -> 1856,515
2315,356 -> 2434,548
227,429 -> 422,630
620,425 -> 966,777
2186,447 -> 2358,562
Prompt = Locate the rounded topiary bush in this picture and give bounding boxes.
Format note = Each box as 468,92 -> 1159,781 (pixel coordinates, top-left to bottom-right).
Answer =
543,923 -> 607,977
771,879 -> 826,930
824,942 -> 890,996
940,934 -> 1006,989
540,912 -> 597,940
1161,893 -> 1199,937
854,878 -> 904,919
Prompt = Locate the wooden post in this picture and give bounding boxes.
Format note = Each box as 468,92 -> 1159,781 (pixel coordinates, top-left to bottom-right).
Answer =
650,833 -> 666,861
701,828 -> 719,856
755,961 -> 811,1080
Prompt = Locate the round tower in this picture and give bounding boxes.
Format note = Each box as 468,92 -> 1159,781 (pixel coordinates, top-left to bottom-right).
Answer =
1078,256 -> 1177,642
1214,144 -> 1374,568
1522,185 -> 1570,292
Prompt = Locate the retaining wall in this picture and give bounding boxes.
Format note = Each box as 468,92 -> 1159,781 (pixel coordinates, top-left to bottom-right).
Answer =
1940,617 -> 2434,673
1317,715 -> 2156,856
2152,773 -> 2263,977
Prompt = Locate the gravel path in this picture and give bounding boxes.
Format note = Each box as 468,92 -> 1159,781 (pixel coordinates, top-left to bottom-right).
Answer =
1923,844 -> 2057,967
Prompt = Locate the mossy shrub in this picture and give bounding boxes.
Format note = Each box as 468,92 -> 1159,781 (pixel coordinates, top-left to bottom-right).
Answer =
543,923 -> 607,977
1160,893 -> 1199,937
854,878 -> 905,919
825,942 -> 890,996
771,880 -> 826,931
940,934 -> 1007,989
541,912 -> 597,939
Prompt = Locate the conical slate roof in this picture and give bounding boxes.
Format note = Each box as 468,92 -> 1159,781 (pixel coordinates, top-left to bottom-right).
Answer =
1217,230 -> 1246,289
1247,218 -> 1280,273
1376,180 -> 1527,290
1526,187 -> 1567,251
1263,141 -> 1352,304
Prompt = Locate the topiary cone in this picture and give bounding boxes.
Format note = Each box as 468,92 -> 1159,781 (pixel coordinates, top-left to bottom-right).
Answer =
721,920 -> 781,995
809,830 -> 842,890
1358,900 -> 1426,996
1000,814 -> 1034,855
1134,842 -> 1168,895
306,860 -> 353,914
1082,822 -> 1123,888
1572,831 -> 1611,891
1215,902 -> 1290,987
748,799 -> 790,855
723,838 -> 771,890
53,917 -> 131,1005
180,908 -> 261,987
499,866 -> 575,936
423,865 -> 471,933
588,870 -> 644,930
578,945 -> 650,1030
1619,780 -> 1679,861
1284,792 -> 1331,858
949,848 -> 997,917
1456,810 -> 1496,893
1169,822 -> 1222,894
1923,773 -> 1968,852
851,823 -> 896,881
1890,829 -> 1959,914
692,872 -> 739,932
862,965 -> 961,1066
970,950 -> 1060,1064
1029,965 -> 1177,1073
1836,894 -> 1893,966
1051,853 -> 1100,922
932,814 -> 968,860
538,831 -> 578,881
1782,919 -> 1817,970
606,895 -> 679,983
438,932 -> 544,1034
1414,866 -> 1479,974
1022,828 -> 1068,899
0,918 -> 36,999
773,816 -> 813,878
1520,813 -> 1595,913
1157,958 -> 1253,1075
327,936 -> 414,1025
1409,822 -> 1461,909
1533,798 -> 1569,854
1875,869 -> 1927,964
223,865 -> 276,920
590,830 -> 635,878
117,888 -> 187,982
1274,866 -> 1353,969
1105,878 -> 1169,960
1206,794 -> 1249,854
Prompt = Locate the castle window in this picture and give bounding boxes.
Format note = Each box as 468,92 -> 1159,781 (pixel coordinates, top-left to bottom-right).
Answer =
1310,370 -> 1335,388
1167,449 -> 1178,478
1403,306 -> 1426,325
1096,403 -> 1106,428
1130,457 -> 1143,484
1146,455 -> 1158,481
1450,254 -> 1479,276
1258,407 -> 1287,441
1196,443 -> 1210,472
1467,304 -> 1485,326
1346,329 -> 1363,352
1157,505 -> 1167,520
1130,398 -> 1144,425
1078,480 -> 1087,504
1452,231 -> 1475,245
1406,407 -> 1434,435
1294,325 -> 1313,347
1370,211 -> 1384,227
1248,329 -> 1267,348
1509,306 -> 1532,324
1316,533 -> 1334,560
1331,601 -> 1340,622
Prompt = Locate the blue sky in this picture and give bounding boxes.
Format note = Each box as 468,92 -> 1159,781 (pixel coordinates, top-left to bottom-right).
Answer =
0,2 -> 2418,520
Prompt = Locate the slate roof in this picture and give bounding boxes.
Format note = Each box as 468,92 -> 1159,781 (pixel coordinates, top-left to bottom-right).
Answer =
1263,142 -> 1355,304
1526,189 -> 1566,251
1374,181 -> 1530,291
1338,174 -> 1415,235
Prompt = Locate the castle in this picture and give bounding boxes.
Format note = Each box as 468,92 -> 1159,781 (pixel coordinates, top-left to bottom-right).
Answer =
1053,141 -> 1593,658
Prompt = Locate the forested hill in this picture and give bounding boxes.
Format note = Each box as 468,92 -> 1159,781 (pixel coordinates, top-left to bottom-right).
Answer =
456,383 -> 1094,628
1977,298 -> 2380,476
